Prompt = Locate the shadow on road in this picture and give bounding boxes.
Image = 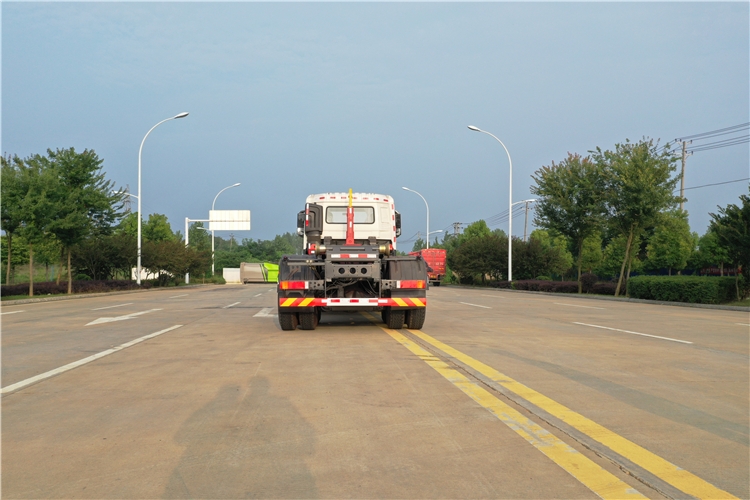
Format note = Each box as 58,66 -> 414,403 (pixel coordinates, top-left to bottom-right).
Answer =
164,376 -> 318,499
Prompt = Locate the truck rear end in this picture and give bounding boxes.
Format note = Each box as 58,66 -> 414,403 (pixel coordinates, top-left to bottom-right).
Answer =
409,248 -> 447,286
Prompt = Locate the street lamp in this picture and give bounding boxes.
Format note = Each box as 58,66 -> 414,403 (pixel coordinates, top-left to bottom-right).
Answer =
211,183 -> 241,275
402,187 -> 430,249
137,112 -> 189,285
468,125 -> 514,281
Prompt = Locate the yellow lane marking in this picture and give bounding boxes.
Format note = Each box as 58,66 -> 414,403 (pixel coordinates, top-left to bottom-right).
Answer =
363,316 -> 646,500
392,297 -> 408,307
409,329 -> 738,500
281,298 -> 296,307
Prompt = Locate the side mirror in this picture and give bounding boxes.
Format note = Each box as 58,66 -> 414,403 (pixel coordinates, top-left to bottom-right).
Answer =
395,211 -> 402,237
296,211 -> 305,235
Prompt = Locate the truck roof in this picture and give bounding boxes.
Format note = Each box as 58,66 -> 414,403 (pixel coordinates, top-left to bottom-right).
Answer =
306,193 -> 394,204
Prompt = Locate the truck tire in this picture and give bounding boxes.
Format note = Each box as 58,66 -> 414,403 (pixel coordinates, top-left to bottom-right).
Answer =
279,312 -> 298,331
405,308 -> 426,329
386,309 -> 405,329
299,311 -> 318,330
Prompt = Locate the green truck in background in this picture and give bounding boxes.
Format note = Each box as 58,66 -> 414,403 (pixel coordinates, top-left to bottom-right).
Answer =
240,262 -> 279,283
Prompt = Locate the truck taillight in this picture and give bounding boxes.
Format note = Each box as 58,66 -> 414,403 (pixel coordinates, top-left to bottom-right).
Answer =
279,281 -> 308,290
397,280 -> 425,289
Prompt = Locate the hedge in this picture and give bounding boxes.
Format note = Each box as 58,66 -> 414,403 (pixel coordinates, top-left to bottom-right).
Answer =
626,276 -> 738,304
1,280 -> 151,297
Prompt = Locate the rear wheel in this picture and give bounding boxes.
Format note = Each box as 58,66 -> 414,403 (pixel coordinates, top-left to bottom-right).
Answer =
279,312 -> 298,331
385,309 -> 405,329
405,308 -> 426,329
299,311 -> 318,330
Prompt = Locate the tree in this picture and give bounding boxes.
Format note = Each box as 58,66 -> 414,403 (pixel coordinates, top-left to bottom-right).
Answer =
595,235 -> 644,280
690,229 -> 730,275
44,148 -> 123,293
188,222 -> 211,252
710,189 -> 750,300
592,138 -> 681,296
411,238 -> 426,253
527,229 -> 573,278
645,211 -> 695,275
142,214 -> 176,242
580,232 -> 603,274
1,155 -> 26,284
531,153 -> 605,292
447,233 -> 504,283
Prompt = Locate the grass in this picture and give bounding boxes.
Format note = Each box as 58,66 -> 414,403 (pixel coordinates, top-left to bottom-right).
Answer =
726,298 -> 750,307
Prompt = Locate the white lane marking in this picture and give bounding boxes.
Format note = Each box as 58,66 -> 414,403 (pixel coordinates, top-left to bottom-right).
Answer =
170,294 -> 188,298
91,303 -> 133,311
480,294 -> 506,299
86,309 -> 162,326
554,303 -> 605,310
1,325 -> 183,395
1,310 -> 25,315
254,293 -> 263,297
253,307 -> 277,318
735,323 -> 750,327
224,302 -> 241,309
573,322 -> 692,344
460,302 -> 491,309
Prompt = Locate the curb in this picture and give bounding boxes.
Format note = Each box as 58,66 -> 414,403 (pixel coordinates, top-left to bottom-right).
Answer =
1,283 -> 225,306
443,285 -> 750,312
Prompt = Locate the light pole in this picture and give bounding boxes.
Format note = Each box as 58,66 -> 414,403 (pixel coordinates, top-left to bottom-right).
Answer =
137,112 -> 189,285
211,183 -> 241,275
468,125 -> 514,281
402,187 -> 430,249
510,199 -> 537,242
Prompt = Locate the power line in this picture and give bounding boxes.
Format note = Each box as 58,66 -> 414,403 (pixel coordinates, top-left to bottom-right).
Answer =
676,122 -> 750,141
689,136 -> 749,153
678,178 -> 749,192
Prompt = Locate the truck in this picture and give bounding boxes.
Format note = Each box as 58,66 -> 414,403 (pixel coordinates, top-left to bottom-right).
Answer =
277,190 -> 428,331
408,248 -> 447,286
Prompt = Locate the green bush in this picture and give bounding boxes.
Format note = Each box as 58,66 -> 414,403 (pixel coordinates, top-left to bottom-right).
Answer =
627,276 -> 739,304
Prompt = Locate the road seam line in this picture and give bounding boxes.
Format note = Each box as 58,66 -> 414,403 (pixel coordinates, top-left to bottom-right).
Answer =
1,325 -> 183,395
460,302 -> 491,309
369,318 -> 646,500
407,328 -> 735,500
573,322 -> 692,344
91,303 -> 134,311
554,303 -> 606,310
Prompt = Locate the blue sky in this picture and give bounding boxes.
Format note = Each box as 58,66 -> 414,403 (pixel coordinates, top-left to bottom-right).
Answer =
3,2 -> 748,246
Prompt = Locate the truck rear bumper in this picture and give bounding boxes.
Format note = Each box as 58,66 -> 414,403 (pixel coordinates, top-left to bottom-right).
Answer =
279,297 -> 426,308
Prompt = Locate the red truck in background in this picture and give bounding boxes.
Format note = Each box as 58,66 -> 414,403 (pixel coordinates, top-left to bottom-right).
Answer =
409,248 -> 446,286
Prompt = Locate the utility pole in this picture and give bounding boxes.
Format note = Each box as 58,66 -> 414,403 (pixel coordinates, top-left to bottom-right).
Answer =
123,184 -> 131,213
523,200 -> 530,242
453,222 -> 461,236
679,140 -> 692,211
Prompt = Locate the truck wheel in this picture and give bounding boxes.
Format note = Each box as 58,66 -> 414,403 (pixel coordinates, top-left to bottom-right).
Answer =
299,312 -> 318,330
279,312 -> 298,331
405,308 -> 426,329
386,309 -> 405,329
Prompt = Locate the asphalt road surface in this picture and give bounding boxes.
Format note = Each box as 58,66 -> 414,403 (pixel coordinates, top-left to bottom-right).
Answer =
2,285 -> 748,499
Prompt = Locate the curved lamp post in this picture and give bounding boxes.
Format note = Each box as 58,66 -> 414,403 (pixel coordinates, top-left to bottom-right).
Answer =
137,112 -> 189,285
211,183 -> 241,275
402,187 -> 430,249
468,125 -> 514,281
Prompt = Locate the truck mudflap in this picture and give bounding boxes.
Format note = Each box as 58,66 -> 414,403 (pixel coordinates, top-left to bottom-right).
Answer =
279,297 -> 426,308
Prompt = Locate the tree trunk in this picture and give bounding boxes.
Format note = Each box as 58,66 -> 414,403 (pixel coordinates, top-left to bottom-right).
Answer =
6,233 -> 12,285
614,227 -> 634,297
720,263 -> 724,277
668,267 -> 672,276
28,243 -> 34,297
577,239 -> 583,294
67,249 -> 73,294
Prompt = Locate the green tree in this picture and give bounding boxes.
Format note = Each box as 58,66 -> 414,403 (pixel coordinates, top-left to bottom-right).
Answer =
44,148 -> 123,293
595,235 -> 644,280
531,153 -> 605,292
580,232 -> 603,274
188,222 -> 211,252
528,229 -> 573,278
463,220 -> 491,240
709,189 -> 750,300
690,229 -> 730,275
645,211 -> 695,275
411,238 -> 426,253
142,214 -> 176,242
1,155 -> 26,284
447,233 -> 504,284
592,138 -> 681,296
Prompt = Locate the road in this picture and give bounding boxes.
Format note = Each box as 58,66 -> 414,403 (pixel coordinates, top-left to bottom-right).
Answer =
2,285 -> 748,499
